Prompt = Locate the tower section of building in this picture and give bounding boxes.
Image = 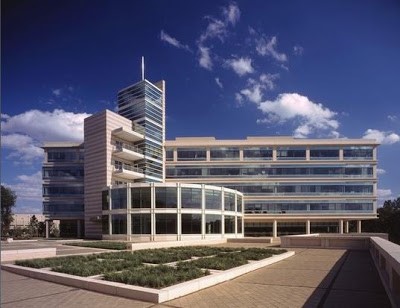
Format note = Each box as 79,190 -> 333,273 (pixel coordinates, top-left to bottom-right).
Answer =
164,136 -> 379,237
117,79 -> 165,183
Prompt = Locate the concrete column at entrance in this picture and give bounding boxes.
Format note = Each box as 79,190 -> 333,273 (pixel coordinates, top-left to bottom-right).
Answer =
45,220 -> 49,239
357,220 -> 362,233
339,220 -> 344,234
273,220 -> 278,238
306,220 -> 311,234
345,221 -> 349,233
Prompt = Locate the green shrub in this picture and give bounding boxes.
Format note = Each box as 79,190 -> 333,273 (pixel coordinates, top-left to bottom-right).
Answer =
104,264 -> 207,288
190,253 -> 248,270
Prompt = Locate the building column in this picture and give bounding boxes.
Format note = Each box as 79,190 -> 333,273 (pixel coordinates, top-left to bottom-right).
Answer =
45,220 -> 49,239
273,220 -> 278,238
306,220 -> 311,234
77,220 -> 81,238
345,221 -> 349,233
339,219 -> 344,234
357,220 -> 362,233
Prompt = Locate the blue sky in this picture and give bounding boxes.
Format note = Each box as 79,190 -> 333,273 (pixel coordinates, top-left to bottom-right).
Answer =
2,0 -> 400,213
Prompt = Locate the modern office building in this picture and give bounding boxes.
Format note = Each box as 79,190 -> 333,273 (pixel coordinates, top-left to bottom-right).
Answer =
42,142 -> 84,237
165,137 -> 378,237
42,74 -> 378,239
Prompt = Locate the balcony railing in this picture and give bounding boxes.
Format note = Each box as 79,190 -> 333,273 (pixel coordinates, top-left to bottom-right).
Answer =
115,143 -> 143,154
132,123 -> 145,135
114,163 -> 143,174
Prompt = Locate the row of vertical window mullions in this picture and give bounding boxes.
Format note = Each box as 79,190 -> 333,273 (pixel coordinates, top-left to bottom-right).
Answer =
103,188 -> 242,211
166,147 -> 374,161
102,213 -> 240,235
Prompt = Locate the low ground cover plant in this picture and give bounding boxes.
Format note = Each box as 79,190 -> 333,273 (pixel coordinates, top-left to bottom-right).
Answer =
104,263 -> 208,288
15,246 -> 286,287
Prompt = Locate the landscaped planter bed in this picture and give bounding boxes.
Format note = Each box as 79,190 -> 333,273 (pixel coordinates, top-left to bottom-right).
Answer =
6,246 -> 294,303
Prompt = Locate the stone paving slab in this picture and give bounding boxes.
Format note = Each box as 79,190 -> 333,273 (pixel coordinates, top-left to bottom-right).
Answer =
1,270 -> 153,308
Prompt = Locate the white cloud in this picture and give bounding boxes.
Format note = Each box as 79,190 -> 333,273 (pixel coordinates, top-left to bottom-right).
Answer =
237,74 -> 279,104
199,3 -> 241,43
240,86 -> 263,104
2,134 -> 43,162
256,36 -> 287,62
223,3 -> 240,25
388,115 -> 398,122
362,129 -> 400,145
52,89 -> 61,97
378,189 -> 393,199
377,168 -> 386,175
225,57 -> 254,76
160,30 -> 191,52
293,45 -> 304,56
215,77 -> 223,89
257,93 -> 339,138
2,172 -> 43,213
198,45 -> 213,70
235,93 -> 244,106
197,3 -> 240,70
1,109 -> 90,163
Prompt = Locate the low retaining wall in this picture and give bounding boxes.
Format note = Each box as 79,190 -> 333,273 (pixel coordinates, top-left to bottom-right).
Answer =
370,237 -> 400,307
128,239 -> 228,251
1,251 -> 294,303
281,234 -> 371,250
1,248 -> 57,262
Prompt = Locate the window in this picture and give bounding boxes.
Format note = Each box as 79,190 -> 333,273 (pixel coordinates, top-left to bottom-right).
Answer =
131,187 -> 151,208
165,149 -> 174,161
111,188 -> 127,209
205,214 -> 221,234
205,190 -> 221,210
112,214 -> 127,234
210,147 -> 239,160
237,217 -> 243,234
181,214 -> 202,234
243,147 -> 272,160
131,214 -> 151,234
177,148 -> 206,161
310,147 -> 339,160
156,214 -> 177,234
181,188 -> 202,208
237,195 -> 243,212
224,192 -> 235,211
102,215 -> 109,234
102,190 -> 109,210
343,147 -> 373,160
155,187 -> 177,208
277,147 -> 306,160
224,216 -> 235,233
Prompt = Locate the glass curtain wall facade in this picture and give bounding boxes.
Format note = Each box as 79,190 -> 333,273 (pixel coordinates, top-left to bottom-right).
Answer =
42,143 -> 85,237
102,183 -> 244,241
164,137 -> 379,237
117,80 -> 164,182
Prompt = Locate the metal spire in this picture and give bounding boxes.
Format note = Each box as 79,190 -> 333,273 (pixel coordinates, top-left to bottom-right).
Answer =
141,56 -> 145,81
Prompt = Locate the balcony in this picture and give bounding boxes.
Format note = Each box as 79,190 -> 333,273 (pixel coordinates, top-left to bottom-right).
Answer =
112,126 -> 144,142
113,143 -> 144,161
113,164 -> 144,180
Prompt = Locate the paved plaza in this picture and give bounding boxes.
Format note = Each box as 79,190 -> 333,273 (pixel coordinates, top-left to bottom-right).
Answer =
1,241 -> 391,307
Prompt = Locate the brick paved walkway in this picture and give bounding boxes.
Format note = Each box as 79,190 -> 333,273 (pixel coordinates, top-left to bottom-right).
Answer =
1,246 -> 391,308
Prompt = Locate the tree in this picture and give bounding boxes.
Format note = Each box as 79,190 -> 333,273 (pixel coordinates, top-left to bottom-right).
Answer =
1,185 -> 17,236
28,215 -> 39,237
363,197 -> 400,244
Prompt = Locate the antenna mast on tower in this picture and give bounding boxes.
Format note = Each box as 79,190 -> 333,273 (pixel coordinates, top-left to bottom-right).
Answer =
141,56 -> 145,81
